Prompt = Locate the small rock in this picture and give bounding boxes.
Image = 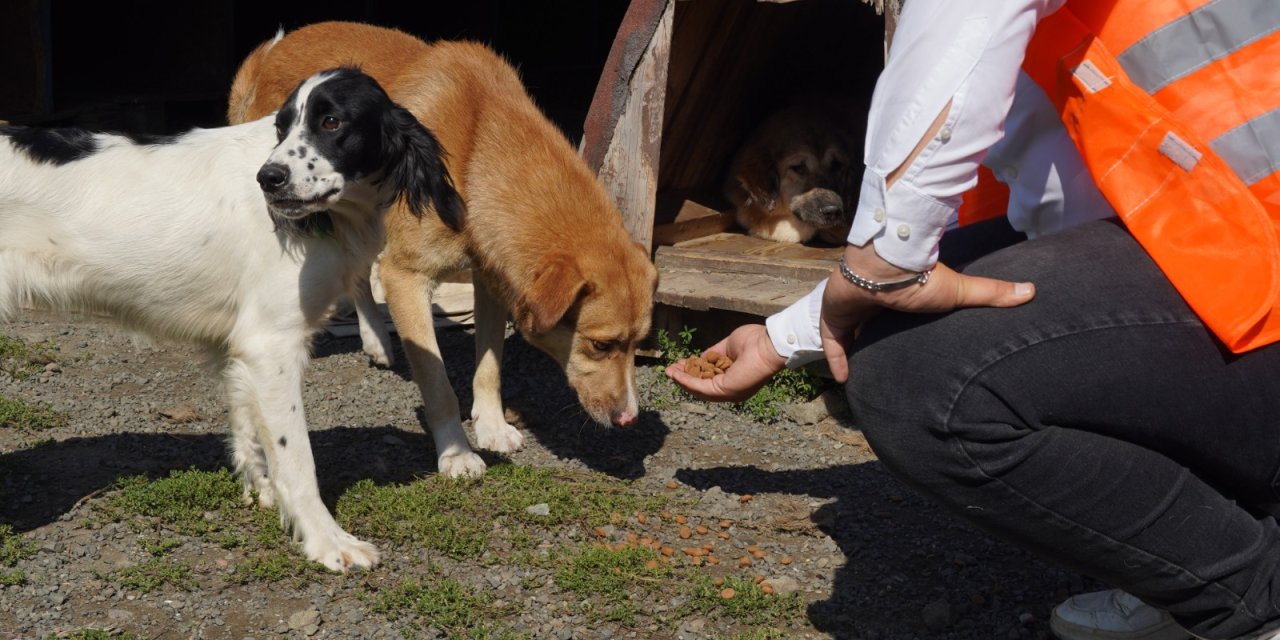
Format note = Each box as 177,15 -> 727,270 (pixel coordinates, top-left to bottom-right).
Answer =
44,362 -> 61,373
525,503 -> 551,517
107,608 -> 134,622
761,576 -> 801,595
289,608 -> 321,630
158,404 -> 200,424
785,396 -> 830,426
922,599 -> 954,631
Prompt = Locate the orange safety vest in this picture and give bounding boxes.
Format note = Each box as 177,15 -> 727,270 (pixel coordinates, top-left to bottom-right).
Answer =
960,0 -> 1280,353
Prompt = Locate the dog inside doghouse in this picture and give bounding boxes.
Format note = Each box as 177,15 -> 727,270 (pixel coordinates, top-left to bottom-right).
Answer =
653,0 -> 886,247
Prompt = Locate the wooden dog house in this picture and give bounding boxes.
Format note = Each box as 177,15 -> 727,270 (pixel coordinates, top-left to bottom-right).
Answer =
581,0 -> 898,320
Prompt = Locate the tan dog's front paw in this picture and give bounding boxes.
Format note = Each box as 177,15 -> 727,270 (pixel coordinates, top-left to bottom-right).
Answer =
474,417 -> 525,453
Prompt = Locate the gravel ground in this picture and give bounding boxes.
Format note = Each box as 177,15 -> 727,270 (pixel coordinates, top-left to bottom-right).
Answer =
0,309 -> 1096,639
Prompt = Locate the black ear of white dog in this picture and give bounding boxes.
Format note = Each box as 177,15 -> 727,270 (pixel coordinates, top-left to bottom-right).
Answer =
381,105 -> 465,231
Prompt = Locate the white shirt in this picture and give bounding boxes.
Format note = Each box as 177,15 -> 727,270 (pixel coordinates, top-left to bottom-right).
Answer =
766,0 -> 1115,367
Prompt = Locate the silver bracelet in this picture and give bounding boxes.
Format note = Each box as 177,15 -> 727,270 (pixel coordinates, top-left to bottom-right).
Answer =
837,256 -> 932,292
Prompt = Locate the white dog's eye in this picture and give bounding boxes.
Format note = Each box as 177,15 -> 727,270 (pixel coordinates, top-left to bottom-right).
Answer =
321,116 -> 341,131
275,124 -> 285,141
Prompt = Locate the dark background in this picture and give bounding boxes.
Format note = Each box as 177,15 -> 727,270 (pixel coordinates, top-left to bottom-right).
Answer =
0,1 -> 631,139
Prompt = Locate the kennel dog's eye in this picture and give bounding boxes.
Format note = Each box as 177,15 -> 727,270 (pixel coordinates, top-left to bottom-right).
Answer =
321,116 -> 341,131
788,162 -> 808,175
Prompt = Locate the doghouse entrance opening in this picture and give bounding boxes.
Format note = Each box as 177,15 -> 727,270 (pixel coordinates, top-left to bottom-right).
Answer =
647,0 -> 887,318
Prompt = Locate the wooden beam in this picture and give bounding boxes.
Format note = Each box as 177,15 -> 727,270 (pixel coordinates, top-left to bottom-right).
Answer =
595,0 -> 675,251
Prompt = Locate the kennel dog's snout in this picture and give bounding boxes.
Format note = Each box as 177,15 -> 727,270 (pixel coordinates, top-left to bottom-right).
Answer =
256,163 -> 290,191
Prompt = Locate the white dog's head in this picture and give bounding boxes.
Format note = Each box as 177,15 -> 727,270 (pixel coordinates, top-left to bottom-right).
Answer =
256,68 -> 464,230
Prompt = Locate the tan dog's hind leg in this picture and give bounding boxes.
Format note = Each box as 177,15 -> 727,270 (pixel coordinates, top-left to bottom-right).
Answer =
380,263 -> 486,478
471,278 -> 525,453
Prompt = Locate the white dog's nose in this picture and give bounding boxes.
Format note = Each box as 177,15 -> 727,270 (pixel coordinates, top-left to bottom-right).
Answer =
257,163 -> 290,192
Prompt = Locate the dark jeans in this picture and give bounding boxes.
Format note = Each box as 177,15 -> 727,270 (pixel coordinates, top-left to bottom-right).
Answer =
847,219 -> 1280,640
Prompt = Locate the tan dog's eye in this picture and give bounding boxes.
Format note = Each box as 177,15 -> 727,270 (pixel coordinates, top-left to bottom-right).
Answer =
321,116 -> 341,131
590,340 -> 616,353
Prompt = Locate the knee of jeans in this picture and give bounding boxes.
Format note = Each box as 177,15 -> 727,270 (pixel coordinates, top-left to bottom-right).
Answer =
846,312 -> 1017,491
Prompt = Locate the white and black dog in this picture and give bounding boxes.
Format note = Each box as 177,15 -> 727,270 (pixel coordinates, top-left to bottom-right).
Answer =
0,68 -> 463,571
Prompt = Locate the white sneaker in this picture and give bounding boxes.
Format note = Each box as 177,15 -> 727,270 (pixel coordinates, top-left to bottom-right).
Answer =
1050,590 -> 1190,640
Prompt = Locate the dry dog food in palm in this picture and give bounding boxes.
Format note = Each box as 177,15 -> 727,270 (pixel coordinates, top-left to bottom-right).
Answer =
683,351 -> 734,378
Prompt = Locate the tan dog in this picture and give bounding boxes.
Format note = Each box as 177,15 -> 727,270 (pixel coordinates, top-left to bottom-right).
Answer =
228,22 -> 657,478
724,104 -> 859,244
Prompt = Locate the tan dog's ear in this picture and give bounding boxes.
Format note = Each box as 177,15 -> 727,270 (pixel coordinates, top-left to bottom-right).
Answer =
726,144 -> 778,210
516,253 -> 589,335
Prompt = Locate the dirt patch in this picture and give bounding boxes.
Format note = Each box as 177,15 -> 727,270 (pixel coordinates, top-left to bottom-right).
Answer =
0,310 -> 1091,639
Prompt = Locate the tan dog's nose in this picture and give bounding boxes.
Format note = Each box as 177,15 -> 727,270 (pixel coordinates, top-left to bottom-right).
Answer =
611,409 -> 638,427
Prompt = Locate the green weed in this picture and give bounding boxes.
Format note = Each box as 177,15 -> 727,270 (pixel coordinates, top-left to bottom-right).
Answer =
0,335 -> 57,380
372,576 -> 513,636
113,557 -> 195,593
553,545 -> 671,625
100,467 -> 243,536
337,463 -> 670,561
0,523 -> 34,585
687,575 -> 806,625
0,396 -> 66,430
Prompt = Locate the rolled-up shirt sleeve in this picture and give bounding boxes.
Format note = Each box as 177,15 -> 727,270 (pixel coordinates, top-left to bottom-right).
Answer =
847,0 -> 1065,272
766,0 -> 1065,365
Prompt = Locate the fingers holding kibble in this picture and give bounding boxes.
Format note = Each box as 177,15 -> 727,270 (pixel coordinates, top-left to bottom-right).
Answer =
683,350 -> 734,378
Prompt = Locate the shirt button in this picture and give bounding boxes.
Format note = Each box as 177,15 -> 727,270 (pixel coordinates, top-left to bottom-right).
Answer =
938,126 -> 953,142
873,207 -> 886,222
786,334 -> 797,345
896,224 -> 911,240
1005,165 -> 1019,180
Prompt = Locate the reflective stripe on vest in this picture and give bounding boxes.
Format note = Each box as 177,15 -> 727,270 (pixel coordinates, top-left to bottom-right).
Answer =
967,0 -> 1280,353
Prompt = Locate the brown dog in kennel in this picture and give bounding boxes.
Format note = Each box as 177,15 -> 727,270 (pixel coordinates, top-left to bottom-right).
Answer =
723,103 -> 862,245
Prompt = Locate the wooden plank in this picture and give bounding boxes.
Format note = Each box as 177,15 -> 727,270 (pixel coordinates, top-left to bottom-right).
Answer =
596,0 -> 675,251
652,199 -> 734,245
656,243 -> 835,281
656,267 -> 820,316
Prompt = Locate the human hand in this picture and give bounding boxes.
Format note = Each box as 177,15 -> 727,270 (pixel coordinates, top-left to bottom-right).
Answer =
664,324 -> 787,402
821,242 -> 1035,383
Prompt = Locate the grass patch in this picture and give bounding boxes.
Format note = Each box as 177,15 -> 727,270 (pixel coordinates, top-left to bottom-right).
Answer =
736,367 -> 826,423
337,463 -> 670,561
0,335 -> 57,380
99,467 -> 243,536
372,576 -> 517,637
44,631 -> 140,640
687,575 -> 806,626
112,557 -> 195,593
0,396 -> 67,430
1,523 -> 35,585
651,326 -> 828,422
553,545 -> 672,625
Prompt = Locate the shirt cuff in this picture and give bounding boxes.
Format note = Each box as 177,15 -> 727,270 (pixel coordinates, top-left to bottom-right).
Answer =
846,170 -> 957,273
765,279 -> 828,368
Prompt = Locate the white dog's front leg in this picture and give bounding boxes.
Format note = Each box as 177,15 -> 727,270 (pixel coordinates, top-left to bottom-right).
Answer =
225,347 -> 379,572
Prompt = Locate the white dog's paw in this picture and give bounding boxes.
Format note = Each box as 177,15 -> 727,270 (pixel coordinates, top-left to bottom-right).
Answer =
438,451 -> 487,478
303,530 -> 380,573
241,477 -> 275,509
474,418 -> 525,453
359,334 -> 395,368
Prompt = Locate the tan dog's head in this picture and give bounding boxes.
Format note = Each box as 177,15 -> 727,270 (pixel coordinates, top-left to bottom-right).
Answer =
727,105 -> 858,242
508,239 -> 657,427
